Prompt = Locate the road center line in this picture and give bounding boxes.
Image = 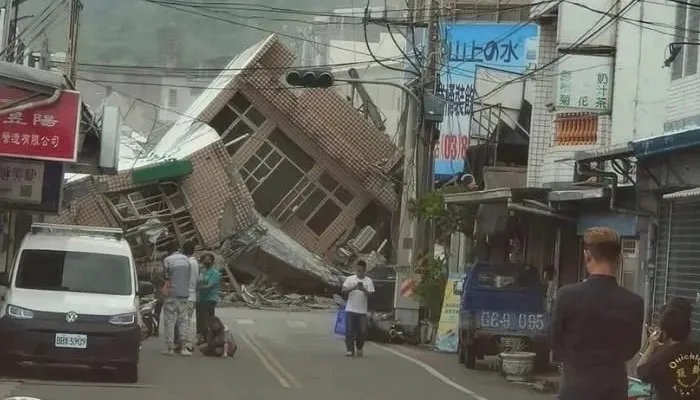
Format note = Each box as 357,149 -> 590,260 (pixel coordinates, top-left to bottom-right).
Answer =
240,331 -> 290,388
375,344 -> 490,400
246,333 -> 302,388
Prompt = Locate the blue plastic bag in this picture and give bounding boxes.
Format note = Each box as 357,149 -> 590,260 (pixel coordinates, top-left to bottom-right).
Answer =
334,305 -> 346,336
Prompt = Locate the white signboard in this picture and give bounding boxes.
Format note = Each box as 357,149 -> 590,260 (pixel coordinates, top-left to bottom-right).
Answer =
556,54 -> 613,112
0,159 -> 45,204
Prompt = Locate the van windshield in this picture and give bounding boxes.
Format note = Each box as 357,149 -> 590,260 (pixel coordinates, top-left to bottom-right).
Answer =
15,249 -> 132,295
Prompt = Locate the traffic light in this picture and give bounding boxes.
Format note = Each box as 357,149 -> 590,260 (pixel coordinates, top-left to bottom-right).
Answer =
285,69 -> 334,88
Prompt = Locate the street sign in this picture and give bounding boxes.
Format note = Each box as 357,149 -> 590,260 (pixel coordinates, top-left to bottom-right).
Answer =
0,87 -> 81,162
0,157 -> 64,214
0,158 -> 45,204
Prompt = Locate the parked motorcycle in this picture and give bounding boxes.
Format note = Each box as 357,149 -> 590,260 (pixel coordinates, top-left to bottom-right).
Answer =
139,297 -> 159,340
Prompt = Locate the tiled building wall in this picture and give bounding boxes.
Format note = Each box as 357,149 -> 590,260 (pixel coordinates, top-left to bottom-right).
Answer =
527,22 -> 612,187
180,142 -> 256,247
45,178 -> 118,227
54,142 -> 256,249
526,22 -> 558,187
232,88 -> 375,255
243,40 -> 400,209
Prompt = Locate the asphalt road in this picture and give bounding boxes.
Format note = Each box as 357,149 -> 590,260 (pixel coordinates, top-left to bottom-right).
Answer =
1,308 -> 556,400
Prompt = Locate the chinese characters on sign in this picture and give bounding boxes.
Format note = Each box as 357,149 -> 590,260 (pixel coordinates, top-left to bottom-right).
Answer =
555,55 -> 613,112
0,87 -> 81,162
436,82 -> 475,117
0,159 -> 45,204
446,39 -> 521,64
436,23 -> 539,177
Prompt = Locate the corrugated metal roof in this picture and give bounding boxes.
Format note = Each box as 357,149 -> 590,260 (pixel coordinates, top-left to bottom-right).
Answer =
663,188 -> 700,200
151,35 -> 276,159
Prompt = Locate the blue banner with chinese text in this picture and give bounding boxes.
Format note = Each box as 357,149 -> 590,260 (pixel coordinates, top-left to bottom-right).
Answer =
436,23 -> 539,178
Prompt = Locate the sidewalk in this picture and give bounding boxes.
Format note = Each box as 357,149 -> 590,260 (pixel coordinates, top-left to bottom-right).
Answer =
384,344 -> 559,400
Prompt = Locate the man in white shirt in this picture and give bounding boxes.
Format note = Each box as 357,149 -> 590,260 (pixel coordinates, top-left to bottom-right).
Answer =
342,260 -> 375,357
179,241 -> 198,353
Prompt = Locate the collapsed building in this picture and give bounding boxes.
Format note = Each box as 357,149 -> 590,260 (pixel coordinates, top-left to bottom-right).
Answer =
47,34 -> 402,295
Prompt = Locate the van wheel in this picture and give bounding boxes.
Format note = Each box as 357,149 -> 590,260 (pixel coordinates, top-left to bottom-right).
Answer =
464,344 -> 476,369
117,363 -> 138,383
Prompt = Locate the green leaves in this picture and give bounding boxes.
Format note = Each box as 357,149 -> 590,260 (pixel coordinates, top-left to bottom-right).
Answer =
412,254 -> 447,323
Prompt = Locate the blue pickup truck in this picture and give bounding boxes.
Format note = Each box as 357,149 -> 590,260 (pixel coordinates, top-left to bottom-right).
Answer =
456,262 -> 550,370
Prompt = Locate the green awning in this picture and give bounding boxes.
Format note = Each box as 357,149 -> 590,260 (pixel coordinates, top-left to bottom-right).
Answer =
132,159 -> 193,185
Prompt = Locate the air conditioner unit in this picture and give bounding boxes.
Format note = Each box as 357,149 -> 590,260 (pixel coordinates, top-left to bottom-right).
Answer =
349,226 -> 376,253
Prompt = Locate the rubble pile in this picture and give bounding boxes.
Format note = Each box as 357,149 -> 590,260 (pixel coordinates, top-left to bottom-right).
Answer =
219,277 -> 338,311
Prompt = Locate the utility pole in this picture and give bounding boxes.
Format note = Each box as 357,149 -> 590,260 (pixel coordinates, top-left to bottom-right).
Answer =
415,0 -> 441,257
65,0 -> 81,83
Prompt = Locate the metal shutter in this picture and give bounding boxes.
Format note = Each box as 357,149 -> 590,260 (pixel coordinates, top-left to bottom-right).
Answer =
653,201 -> 700,333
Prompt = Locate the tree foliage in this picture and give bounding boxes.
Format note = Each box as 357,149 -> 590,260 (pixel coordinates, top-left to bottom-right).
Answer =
407,187 -> 475,245
412,253 -> 447,323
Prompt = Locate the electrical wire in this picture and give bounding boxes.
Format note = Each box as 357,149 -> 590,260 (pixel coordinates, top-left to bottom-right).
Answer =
476,0 -> 636,102
362,0 -> 418,77
2,0 -> 67,60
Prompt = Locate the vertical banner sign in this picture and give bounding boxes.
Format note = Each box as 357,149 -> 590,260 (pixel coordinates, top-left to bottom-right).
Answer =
0,87 -> 81,162
434,273 -> 463,353
435,23 -> 539,178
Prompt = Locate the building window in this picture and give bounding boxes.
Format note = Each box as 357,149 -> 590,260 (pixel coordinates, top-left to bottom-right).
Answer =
267,129 -> 314,172
318,171 -> 354,205
307,199 -> 342,235
168,88 -> 178,108
239,131 -> 316,218
208,92 -> 267,155
672,1 -> 700,80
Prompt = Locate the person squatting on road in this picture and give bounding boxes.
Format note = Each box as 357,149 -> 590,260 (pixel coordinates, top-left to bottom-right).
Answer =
196,252 -> 220,344
551,227 -> 645,400
637,297 -> 700,400
342,260 -> 375,357
199,315 -> 237,358
161,241 -> 195,356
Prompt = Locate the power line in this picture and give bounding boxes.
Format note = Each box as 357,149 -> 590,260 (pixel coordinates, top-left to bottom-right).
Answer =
476,0 -> 635,101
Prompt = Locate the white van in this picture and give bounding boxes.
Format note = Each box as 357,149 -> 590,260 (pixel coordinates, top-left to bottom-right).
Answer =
0,223 -> 152,382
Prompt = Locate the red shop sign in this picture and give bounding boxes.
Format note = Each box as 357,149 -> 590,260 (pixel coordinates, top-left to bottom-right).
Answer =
0,86 -> 81,162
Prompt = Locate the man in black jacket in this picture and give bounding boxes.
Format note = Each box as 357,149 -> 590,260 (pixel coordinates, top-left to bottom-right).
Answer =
551,227 -> 645,400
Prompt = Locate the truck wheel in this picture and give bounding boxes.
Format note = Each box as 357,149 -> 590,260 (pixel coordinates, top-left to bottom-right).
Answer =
464,344 -> 476,369
457,340 -> 465,364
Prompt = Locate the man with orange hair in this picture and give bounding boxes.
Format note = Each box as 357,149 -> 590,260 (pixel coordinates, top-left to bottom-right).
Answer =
551,227 -> 644,400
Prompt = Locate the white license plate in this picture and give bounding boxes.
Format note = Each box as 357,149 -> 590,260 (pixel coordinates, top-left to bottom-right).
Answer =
55,333 -> 87,349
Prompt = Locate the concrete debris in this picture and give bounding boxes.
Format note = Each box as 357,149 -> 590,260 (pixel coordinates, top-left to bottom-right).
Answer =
219,276 -> 338,311
218,214 -> 345,297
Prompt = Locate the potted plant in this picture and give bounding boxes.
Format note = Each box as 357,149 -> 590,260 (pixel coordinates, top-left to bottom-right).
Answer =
499,337 -> 537,381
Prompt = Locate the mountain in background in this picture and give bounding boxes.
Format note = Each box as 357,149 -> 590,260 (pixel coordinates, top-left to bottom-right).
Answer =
20,0 -> 379,67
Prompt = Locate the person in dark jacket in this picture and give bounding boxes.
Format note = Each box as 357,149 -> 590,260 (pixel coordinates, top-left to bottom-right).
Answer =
551,226 -> 645,400
637,297 -> 700,400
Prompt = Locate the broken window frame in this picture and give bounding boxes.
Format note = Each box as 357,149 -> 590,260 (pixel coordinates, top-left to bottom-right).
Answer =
239,145 -> 285,192
217,92 -> 266,154
104,181 -> 191,223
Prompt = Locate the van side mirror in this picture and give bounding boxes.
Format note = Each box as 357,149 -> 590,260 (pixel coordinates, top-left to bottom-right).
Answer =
138,281 -> 154,296
0,272 -> 9,287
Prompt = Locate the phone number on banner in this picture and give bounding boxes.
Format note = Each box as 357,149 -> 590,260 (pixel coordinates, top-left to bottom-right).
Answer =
436,134 -> 468,161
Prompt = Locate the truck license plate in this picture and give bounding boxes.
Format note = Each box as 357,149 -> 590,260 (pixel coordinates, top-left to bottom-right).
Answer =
55,333 -> 87,349
477,311 -> 547,331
